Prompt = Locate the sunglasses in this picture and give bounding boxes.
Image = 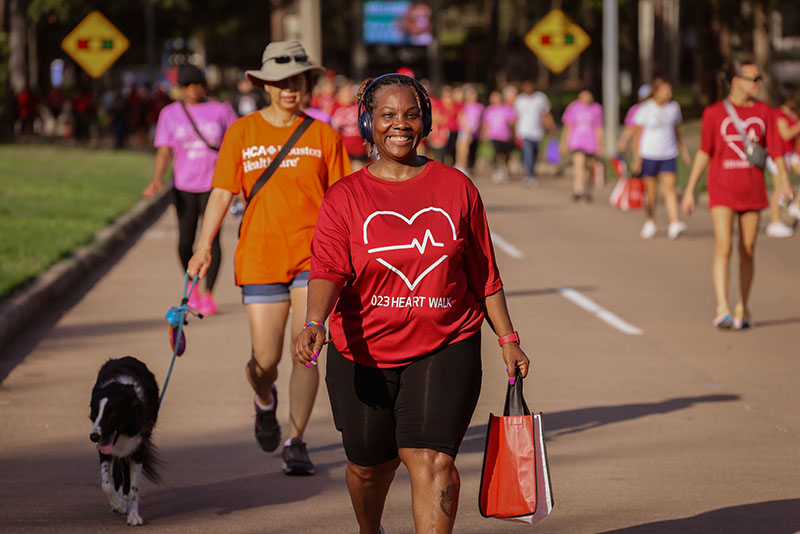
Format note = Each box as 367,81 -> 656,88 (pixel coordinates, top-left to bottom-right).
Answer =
738,74 -> 763,83
268,54 -> 308,65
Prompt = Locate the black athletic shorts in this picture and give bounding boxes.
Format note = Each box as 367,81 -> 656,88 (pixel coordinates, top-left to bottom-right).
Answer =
325,333 -> 482,467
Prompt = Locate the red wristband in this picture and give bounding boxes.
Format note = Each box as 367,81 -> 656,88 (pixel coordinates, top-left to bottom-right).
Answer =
497,331 -> 520,347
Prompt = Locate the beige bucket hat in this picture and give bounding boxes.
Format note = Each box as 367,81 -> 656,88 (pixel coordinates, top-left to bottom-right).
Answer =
246,41 -> 324,86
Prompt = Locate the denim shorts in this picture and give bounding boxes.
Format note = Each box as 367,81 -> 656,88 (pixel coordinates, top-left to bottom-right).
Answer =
641,157 -> 677,177
241,271 -> 310,304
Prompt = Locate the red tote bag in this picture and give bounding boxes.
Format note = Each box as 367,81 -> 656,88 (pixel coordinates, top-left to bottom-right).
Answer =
479,371 -> 554,523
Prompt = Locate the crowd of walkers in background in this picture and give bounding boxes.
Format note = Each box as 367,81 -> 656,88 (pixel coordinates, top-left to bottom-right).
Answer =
12,65 -> 800,243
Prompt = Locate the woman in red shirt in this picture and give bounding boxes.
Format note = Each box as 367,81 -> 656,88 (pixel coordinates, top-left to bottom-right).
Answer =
766,83 -> 800,236
295,73 -> 529,534
682,58 -> 793,329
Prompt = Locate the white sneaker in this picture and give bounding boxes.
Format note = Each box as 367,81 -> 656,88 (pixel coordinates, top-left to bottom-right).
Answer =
787,203 -> 800,221
766,221 -> 793,238
640,220 -> 657,239
491,169 -> 509,184
667,221 -> 687,240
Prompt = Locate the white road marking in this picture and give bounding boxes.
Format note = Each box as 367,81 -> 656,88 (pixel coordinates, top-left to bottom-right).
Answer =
490,232 -> 525,259
557,287 -> 644,336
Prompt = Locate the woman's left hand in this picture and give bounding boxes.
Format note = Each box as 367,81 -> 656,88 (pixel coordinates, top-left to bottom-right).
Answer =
502,343 -> 530,381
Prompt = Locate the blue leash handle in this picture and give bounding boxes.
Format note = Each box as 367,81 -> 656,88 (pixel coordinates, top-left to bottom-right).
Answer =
160,272 -> 200,407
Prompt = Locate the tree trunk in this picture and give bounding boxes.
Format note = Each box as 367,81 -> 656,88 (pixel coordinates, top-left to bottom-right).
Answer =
8,0 -> 26,94
752,0 -> 771,100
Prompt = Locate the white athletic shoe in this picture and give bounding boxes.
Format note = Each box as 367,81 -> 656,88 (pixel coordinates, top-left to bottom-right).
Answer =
640,220 -> 657,239
667,221 -> 687,240
787,203 -> 800,221
766,221 -> 793,238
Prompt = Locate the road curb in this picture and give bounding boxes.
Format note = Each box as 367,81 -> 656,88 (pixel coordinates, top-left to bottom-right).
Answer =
0,188 -> 171,350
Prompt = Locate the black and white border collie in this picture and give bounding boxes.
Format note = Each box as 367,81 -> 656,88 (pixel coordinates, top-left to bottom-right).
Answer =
89,357 -> 161,526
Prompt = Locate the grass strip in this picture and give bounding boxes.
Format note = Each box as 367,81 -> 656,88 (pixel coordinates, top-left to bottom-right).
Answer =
0,145 -> 154,299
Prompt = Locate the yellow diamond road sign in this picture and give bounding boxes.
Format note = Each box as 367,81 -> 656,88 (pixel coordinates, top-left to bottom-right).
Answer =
61,10 -> 129,79
524,9 -> 591,75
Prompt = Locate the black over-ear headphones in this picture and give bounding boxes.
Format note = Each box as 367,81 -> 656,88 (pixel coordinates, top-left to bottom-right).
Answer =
357,73 -> 432,144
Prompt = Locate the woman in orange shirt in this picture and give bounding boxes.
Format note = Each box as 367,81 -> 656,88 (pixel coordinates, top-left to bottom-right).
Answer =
188,41 -> 351,475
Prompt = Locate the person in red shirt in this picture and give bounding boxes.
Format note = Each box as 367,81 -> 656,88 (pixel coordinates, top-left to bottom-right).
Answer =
295,73 -> 530,534
682,57 -> 793,329
765,83 -> 800,236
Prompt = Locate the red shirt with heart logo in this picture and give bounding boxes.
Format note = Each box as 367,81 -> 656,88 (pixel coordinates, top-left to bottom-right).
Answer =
311,160 -> 503,368
699,100 -> 783,211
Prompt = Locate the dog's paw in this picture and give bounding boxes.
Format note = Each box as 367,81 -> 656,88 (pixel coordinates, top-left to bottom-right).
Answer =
109,493 -> 127,514
126,511 -> 144,526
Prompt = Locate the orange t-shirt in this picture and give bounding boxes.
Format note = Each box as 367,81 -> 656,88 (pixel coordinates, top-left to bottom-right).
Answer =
213,112 -> 352,285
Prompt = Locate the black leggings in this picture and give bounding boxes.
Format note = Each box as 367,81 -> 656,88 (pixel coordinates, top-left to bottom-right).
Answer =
326,333 -> 482,466
173,188 -> 220,292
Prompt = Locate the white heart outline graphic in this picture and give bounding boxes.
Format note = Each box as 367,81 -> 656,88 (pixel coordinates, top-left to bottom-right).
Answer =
720,116 -> 765,161
363,207 -> 457,291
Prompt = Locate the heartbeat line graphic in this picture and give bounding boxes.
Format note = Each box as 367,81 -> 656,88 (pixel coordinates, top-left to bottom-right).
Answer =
367,229 -> 445,254
376,255 -> 449,290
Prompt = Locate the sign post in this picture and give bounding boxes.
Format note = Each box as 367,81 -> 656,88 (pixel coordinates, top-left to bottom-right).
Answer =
61,11 -> 130,79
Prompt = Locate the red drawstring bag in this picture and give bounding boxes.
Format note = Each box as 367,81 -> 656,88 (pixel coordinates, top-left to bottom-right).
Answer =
479,371 -> 554,523
609,157 -> 645,211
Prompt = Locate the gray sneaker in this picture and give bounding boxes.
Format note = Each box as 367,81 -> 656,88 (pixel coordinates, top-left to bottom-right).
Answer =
281,438 -> 314,475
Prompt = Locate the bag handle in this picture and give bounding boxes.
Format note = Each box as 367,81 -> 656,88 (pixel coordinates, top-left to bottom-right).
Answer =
503,368 -> 530,417
245,115 -> 314,204
722,99 -> 758,151
238,115 -> 315,237
180,101 -> 219,152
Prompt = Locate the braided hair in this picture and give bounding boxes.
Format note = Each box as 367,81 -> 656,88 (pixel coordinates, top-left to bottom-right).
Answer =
356,75 -> 427,121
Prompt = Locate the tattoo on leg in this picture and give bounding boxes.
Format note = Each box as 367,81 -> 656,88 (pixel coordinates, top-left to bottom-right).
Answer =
439,484 -> 457,518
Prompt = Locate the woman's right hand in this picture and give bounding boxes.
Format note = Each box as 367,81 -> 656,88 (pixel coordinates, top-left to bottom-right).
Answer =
294,324 -> 325,367
631,157 -> 642,176
187,247 -> 212,280
681,191 -> 695,216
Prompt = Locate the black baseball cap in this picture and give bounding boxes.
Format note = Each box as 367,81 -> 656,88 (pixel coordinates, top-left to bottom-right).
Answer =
178,64 -> 206,86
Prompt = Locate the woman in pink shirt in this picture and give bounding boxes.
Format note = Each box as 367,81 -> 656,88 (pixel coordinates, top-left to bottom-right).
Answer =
295,73 -> 529,534
482,89 -> 516,183
561,90 -> 604,201
143,65 -> 237,315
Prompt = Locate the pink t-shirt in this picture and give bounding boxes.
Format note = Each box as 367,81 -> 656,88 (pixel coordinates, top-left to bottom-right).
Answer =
483,104 -> 516,142
310,160 -> 502,368
562,100 -> 603,154
154,101 -> 237,192
460,102 -> 484,135
623,103 -> 640,126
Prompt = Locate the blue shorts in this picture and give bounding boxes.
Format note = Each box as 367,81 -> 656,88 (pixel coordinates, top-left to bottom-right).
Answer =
641,158 -> 677,177
241,271 -> 310,304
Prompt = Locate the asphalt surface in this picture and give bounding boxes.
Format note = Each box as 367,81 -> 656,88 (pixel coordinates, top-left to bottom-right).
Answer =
1,168 -> 799,534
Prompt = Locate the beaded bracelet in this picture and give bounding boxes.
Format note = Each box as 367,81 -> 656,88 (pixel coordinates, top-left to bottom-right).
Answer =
302,320 -> 326,333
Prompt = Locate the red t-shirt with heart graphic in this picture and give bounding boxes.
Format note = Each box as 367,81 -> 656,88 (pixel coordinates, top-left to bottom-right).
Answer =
311,160 -> 503,368
699,100 -> 783,211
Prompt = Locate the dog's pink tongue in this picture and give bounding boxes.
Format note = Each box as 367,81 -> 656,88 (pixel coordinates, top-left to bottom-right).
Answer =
98,435 -> 115,454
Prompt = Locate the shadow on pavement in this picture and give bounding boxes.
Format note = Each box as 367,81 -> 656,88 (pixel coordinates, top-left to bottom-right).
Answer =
459,394 -> 740,454
145,461 -> 345,520
752,316 -> 800,328
599,499 -> 800,534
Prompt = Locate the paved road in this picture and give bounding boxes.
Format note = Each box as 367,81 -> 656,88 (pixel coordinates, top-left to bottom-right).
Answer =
1,170 -> 799,534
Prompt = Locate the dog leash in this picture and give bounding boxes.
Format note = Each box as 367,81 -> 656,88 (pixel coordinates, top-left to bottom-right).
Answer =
161,272 -> 203,407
